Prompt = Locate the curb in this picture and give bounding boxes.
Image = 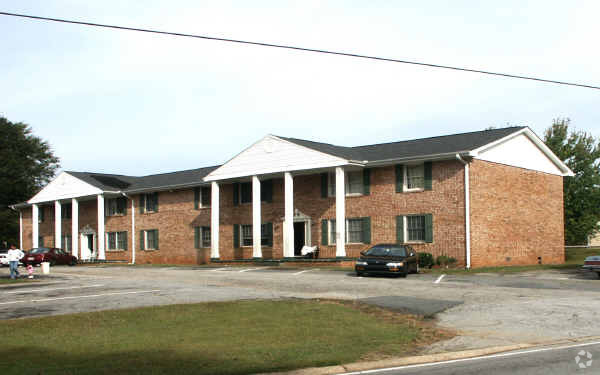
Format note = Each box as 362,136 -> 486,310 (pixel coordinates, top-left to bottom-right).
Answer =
261,336 -> 600,375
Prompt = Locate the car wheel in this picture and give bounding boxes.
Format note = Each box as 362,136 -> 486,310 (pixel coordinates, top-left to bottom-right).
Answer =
597,272 -> 600,279
69,259 -> 77,266
356,271 -> 364,277
399,273 -> 407,278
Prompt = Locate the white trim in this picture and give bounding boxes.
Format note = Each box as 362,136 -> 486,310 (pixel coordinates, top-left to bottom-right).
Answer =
71,198 -> 78,258
403,163 -> 425,192
131,196 -> 135,264
404,215 -> 426,243
335,167 -> 346,257
211,181 -> 220,259
97,194 -> 105,260
471,127 -> 573,176
32,204 -> 39,248
456,154 -> 471,269
19,211 -> 23,249
28,171 -> 103,204
252,176 -> 262,258
283,172 -> 294,258
54,201 -> 62,249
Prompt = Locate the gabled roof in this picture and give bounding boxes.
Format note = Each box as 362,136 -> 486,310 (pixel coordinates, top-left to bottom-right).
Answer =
66,172 -> 137,191
280,127 -> 527,162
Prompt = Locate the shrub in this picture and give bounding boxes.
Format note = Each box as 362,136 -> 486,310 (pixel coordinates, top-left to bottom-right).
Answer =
436,255 -> 449,267
418,252 -> 434,268
448,257 -> 457,265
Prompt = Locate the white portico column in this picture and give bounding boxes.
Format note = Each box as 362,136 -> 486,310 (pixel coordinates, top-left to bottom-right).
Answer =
210,181 -> 220,259
71,198 -> 79,258
55,201 -> 62,249
97,194 -> 106,260
252,176 -> 262,258
283,172 -> 294,258
32,204 -> 39,248
335,167 -> 346,257
19,210 -> 23,249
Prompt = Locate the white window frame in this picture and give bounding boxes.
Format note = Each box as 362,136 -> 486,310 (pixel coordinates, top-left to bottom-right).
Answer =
404,215 -> 426,243
328,171 -> 364,197
200,186 -> 211,208
328,219 -> 365,245
106,198 -> 126,216
106,231 -> 128,251
142,193 -> 158,213
143,229 -> 158,250
404,164 -> 425,192
200,226 -> 211,248
240,224 -> 270,247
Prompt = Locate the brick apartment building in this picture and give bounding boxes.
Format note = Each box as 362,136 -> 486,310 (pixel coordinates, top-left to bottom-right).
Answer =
12,127 -> 573,268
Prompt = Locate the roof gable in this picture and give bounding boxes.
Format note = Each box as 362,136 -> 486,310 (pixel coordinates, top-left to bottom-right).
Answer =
205,135 -> 349,181
28,172 -> 103,204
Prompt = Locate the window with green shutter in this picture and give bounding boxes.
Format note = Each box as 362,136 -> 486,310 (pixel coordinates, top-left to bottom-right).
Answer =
425,213 -> 433,243
321,220 -> 328,245
194,226 -> 200,249
321,173 -> 328,198
396,215 -> 405,243
194,187 -> 200,210
233,224 -> 240,248
261,180 -> 273,203
363,169 -> 371,195
362,217 -> 371,244
233,183 -> 240,206
201,186 -> 211,207
395,165 -> 404,193
424,162 -> 432,191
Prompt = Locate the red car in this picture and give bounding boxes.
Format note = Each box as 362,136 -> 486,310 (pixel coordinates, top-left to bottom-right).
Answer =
23,247 -> 77,266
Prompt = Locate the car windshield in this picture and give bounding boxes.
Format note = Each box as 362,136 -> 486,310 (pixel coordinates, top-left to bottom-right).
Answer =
364,245 -> 407,257
29,248 -> 50,254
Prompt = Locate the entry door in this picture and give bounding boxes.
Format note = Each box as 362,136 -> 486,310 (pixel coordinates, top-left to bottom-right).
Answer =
294,222 -> 306,256
80,234 -> 93,260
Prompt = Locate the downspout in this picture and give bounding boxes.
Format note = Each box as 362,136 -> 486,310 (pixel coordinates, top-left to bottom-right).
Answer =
121,193 -> 135,265
456,154 -> 471,269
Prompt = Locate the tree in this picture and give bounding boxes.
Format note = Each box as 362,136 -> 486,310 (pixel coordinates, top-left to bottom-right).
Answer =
544,118 -> 600,245
0,116 -> 60,246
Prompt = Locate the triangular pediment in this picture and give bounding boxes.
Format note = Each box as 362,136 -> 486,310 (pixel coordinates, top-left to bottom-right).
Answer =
28,172 -> 103,204
205,135 -> 349,181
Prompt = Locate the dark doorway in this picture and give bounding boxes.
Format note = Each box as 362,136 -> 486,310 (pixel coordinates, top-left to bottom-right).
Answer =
86,235 -> 94,252
294,222 -> 305,256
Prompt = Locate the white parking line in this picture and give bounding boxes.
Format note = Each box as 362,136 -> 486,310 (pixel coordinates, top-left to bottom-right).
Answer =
0,290 -> 161,306
434,274 -> 446,284
5,284 -> 104,294
211,267 -> 229,272
294,269 -> 318,275
239,268 -> 262,273
50,272 -> 113,279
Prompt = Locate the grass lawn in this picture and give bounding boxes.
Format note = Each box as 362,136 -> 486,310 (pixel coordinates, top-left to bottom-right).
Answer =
423,247 -> 599,275
0,277 -> 38,285
0,299 -> 450,375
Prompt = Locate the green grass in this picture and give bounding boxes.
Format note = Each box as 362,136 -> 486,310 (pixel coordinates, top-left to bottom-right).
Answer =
0,277 -> 38,284
423,247 -> 599,275
0,300 -> 448,375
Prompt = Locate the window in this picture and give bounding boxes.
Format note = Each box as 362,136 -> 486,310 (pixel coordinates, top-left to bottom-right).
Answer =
405,165 -> 424,190
107,231 -> 128,251
106,197 -> 127,216
38,206 -> 45,223
327,218 -> 370,244
38,236 -> 44,247
201,226 -> 211,248
140,193 -> 158,213
240,182 -> 252,204
328,171 -> 364,196
233,180 -> 273,205
62,235 -> 72,251
238,223 -> 272,247
61,204 -> 72,219
406,215 -> 425,241
201,187 -> 211,207
141,229 -> 159,250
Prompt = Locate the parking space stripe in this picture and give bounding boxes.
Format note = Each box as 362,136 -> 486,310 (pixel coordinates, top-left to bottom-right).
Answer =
294,269 -> 318,275
5,284 -> 104,294
239,268 -> 261,273
0,290 -> 160,306
434,274 -> 446,284
49,272 -> 113,279
211,267 -> 229,272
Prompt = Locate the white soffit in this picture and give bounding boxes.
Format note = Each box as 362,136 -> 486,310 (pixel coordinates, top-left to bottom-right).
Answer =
28,172 -> 103,204
205,135 -> 349,181
474,129 -> 572,176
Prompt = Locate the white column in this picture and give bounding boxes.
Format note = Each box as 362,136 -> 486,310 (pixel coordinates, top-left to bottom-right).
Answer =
71,198 -> 79,258
19,211 -> 23,249
97,194 -> 105,260
284,172 -> 294,258
335,167 -> 346,257
131,197 -> 136,264
55,200 -> 62,248
210,181 -> 220,259
252,176 -> 262,258
32,204 -> 39,248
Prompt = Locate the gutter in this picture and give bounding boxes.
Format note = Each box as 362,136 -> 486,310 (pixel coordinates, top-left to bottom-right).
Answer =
365,151 -> 473,167
456,154 -> 471,269
121,192 -> 136,265
124,182 -> 210,195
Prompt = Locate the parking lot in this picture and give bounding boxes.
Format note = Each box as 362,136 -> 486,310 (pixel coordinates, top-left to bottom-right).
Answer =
1,264 -> 599,352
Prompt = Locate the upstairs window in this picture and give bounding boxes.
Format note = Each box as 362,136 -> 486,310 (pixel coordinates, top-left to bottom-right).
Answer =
240,182 -> 252,204
327,171 -> 365,196
38,206 -> 45,223
195,186 -> 212,209
140,193 -> 158,213
106,197 -> 127,216
406,165 -> 424,190
61,203 -> 72,219
233,180 -> 273,205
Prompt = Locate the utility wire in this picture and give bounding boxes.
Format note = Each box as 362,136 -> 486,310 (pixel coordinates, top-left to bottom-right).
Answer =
1,10 -> 599,91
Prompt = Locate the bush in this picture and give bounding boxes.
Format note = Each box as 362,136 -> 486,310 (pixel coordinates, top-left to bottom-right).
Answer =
418,252 -> 434,268
436,255 -> 449,267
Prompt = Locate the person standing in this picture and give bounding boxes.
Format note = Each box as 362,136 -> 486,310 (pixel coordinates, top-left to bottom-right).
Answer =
7,245 -> 24,280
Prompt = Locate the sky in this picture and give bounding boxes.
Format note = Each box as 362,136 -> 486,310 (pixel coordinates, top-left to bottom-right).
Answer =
2,1 -> 599,176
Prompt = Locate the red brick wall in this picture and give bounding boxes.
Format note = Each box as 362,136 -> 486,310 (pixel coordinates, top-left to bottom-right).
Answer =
469,160 -> 565,267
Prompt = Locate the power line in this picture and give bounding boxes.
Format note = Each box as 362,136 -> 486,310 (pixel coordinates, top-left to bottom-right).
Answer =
1,10 -> 599,91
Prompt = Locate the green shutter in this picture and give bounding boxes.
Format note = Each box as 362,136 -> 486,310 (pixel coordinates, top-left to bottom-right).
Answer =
194,227 -> 200,249
123,232 -> 128,251
266,222 -> 273,247
321,173 -> 328,198
155,230 -> 159,250
362,217 -> 371,244
424,162 -> 432,191
261,179 -> 273,203
425,214 -> 433,243
233,224 -> 240,248
321,220 -> 328,246
363,169 -> 371,195
140,230 -> 144,250
396,216 -> 405,243
233,183 -> 239,206
395,165 -> 404,193
139,195 -> 145,214
194,187 -> 200,209
154,193 -> 159,212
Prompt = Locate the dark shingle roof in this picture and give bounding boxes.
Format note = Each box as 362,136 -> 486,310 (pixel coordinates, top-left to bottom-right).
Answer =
67,166 -> 219,193
280,126 -> 526,162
